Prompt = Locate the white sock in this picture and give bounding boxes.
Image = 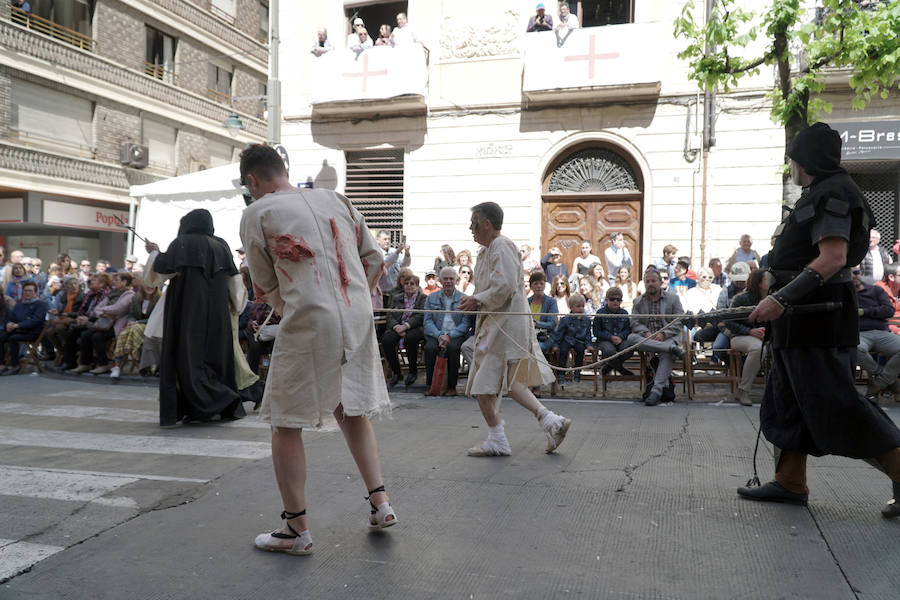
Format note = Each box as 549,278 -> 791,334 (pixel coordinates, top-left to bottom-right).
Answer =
489,421 -> 505,437
536,407 -> 550,421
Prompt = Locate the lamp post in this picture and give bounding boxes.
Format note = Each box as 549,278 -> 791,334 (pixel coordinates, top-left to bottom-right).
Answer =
224,112 -> 244,134
267,0 -> 280,145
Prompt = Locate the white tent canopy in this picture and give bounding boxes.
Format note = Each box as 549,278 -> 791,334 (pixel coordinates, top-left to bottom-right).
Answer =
129,163 -> 246,266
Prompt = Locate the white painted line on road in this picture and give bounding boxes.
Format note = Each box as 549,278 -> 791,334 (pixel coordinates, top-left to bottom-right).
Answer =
0,465 -> 208,484
0,402 -> 271,429
0,427 -> 272,460
49,389 -> 156,402
0,539 -> 64,582
0,466 -> 138,507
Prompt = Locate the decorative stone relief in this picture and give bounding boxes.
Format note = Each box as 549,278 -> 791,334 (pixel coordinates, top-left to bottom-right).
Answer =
548,149 -> 639,192
439,10 -> 521,60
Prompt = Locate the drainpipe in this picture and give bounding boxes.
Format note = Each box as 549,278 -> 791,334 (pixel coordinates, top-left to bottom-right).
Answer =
267,0 -> 281,145
700,0 -> 717,267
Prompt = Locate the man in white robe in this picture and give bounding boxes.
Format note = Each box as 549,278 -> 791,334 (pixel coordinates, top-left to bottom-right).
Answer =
459,202 -> 572,456
238,144 -> 396,556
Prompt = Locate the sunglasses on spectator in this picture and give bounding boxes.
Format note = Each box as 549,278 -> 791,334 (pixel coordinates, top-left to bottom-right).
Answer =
607,297 -> 623,302
460,269 -> 471,274
660,275 -> 669,280
852,269 -> 862,275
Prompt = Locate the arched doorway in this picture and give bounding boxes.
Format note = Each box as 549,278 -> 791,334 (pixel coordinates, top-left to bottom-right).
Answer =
541,144 -> 644,280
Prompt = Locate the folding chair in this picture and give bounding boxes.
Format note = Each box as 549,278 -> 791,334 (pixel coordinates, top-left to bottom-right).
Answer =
17,322 -> 50,375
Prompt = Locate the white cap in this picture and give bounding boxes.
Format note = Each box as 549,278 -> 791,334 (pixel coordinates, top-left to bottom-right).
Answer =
353,17 -> 364,25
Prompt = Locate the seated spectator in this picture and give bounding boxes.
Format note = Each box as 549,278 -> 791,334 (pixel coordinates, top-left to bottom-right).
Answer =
853,266 -> 900,399
0,281 -> 47,375
550,274 -> 570,316
588,264 -> 611,297
523,271 -> 531,296
625,268 -> 686,406
351,27 -> 374,55
422,270 -> 440,295
457,264 -> 475,295
40,275 -> 62,306
423,267 -> 474,395
45,276 -> 84,357
5,263 -> 32,303
572,240 -> 601,277
311,27 -> 334,56
457,249 -> 474,269
69,272 -> 135,375
576,275 -> 602,314
528,271 -> 558,353
375,24 -> 393,46
382,274 -> 426,387
390,12 -> 419,46
541,247 -> 569,281
552,293 -> 591,386
346,18 -> 365,47
556,1 -> 579,29
653,244 -> 678,281
594,286 -> 633,376
519,244 -> 540,272
108,283 -> 160,378
387,266 -> 415,306
604,233 -> 633,285
724,268 -> 767,406
613,266 -> 638,311
669,259 -> 696,295
684,267 -> 722,344
61,273 -> 110,371
861,229 -> 893,284
709,261 -> 749,363
725,234 -> 761,271
78,258 -> 92,291
123,255 -> 139,273
433,244 -> 456,272
679,256 -> 697,281
527,2 -> 554,31
875,263 -> 900,334
56,253 -> 75,277
710,257 -> 730,288
95,259 -> 117,273
30,258 -> 46,293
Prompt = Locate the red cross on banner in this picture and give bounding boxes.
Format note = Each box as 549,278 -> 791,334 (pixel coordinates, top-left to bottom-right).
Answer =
342,53 -> 388,93
563,34 -> 620,80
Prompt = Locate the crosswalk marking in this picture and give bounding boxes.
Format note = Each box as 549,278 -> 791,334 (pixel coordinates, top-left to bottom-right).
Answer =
0,402 -> 271,429
0,466 -> 139,507
0,426 -> 272,460
0,539 -> 65,582
0,464 -> 208,483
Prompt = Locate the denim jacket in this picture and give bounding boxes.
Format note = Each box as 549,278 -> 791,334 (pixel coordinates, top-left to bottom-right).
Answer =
552,313 -> 592,347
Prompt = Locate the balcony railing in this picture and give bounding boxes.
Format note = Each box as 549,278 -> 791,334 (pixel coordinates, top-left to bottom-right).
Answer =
144,62 -> 178,86
209,4 -> 236,25
206,87 -> 233,105
10,6 -> 95,52
9,129 -> 95,160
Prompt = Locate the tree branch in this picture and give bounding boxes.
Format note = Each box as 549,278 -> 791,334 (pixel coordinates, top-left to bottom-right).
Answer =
802,25 -> 845,73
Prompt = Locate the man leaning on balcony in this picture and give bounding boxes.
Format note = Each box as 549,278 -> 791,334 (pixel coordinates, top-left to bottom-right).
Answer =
13,0 -> 31,13
311,28 -> 333,57
527,3 -> 554,32
556,2 -> 579,29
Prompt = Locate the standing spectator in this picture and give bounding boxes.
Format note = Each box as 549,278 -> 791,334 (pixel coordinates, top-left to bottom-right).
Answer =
526,2 -> 554,31
235,247 -> 247,267
710,257 -> 730,288
351,27 -> 373,55
5,263 -> 32,303
653,244 -> 678,281
724,269 -> 767,406
552,293 -> 591,386
77,259 -> 92,291
433,244 -> 456,272
875,264 -> 900,334
0,281 -> 46,375
853,267 -> 900,398
390,12 -> 418,46
12,0 -> 31,12
625,268 -> 686,406
382,275 -> 426,387
422,270 -> 440,295
556,1 -> 579,29
725,235 -> 761,271
56,253 -> 75,277
604,233 -> 633,285
594,286 -> 633,376
860,229 -> 893,284
669,259 -> 696,295
376,230 -> 410,297
423,267 -> 473,395
457,265 -> 475,295
346,17 -> 366,47
519,244 -> 540,272
30,258 -> 46,293
1,249 -> 24,290
550,274 -> 570,316
572,240 -> 601,277
541,247 -> 569,281
109,284 -> 161,378
613,266 -> 638,311
310,28 -> 334,56
457,249 -> 474,269
375,24 -> 392,46
123,255 -> 139,273
528,271 -> 558,353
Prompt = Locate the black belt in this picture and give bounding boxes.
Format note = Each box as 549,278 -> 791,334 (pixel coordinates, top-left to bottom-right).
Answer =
769,267 -> 851,287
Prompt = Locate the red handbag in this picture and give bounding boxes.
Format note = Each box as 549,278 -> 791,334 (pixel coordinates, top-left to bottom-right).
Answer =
428,350 -> 448,396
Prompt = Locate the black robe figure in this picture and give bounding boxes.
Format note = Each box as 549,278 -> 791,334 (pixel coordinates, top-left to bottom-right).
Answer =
154,209 -> 246,426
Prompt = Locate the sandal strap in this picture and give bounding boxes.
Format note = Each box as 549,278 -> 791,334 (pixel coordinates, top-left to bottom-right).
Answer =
365,485 -> 386,500
281,509 -> 306,520
280,509 -> 306,538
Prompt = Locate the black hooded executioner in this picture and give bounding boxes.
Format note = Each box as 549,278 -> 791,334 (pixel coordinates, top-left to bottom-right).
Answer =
153,209 -> 246,426
737,122 -> 900,518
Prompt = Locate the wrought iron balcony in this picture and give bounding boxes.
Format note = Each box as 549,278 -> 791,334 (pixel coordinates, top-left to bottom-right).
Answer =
10,6 -> 95,52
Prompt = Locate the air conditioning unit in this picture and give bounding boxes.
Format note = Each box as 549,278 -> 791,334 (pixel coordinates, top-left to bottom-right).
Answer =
119,143 -> 149,169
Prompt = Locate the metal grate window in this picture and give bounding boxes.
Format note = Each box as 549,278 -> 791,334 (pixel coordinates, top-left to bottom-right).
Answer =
345,149 -> 404,242
851,169 -> 899,253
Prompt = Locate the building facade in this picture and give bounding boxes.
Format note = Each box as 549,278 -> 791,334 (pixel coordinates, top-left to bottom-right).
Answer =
0,0 -> 268,266
279,0 -> 899,277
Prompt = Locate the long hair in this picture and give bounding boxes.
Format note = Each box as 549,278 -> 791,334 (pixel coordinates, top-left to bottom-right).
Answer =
745,268 -> 766,300
441,244 -> 456,266
551,274 -> 570,298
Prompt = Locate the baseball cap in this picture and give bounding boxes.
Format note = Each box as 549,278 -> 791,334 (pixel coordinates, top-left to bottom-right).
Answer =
549,247 -> 562,255
235,247 -> 245,254
125,255 -> 138,263
353,17 -> 364,25
729,261 -> 750,282
536,2 -> 545,9
425,269 -> 437,277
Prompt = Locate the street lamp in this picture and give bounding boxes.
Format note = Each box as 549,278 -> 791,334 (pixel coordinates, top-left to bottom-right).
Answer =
224,112 -> 244,134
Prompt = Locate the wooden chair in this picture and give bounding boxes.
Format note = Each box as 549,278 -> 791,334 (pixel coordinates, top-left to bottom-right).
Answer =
17,322 -> 50,375
686,342 -> 742,398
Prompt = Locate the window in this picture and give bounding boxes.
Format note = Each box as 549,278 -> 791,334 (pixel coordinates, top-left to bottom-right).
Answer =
207,62 -> 233,105
566,0 -> 634,27
343,1 -> 408,40
30,0 -> 95,37
210,0 -> 235,24
10,79 -> 93,157
208,139 -> 234,168
344,149 -> 404,239
145,26 -> 177,84
258,2 -> 269,42
851,168 -> 899,252
257,81 -> 267,120
142,119 -> 177,174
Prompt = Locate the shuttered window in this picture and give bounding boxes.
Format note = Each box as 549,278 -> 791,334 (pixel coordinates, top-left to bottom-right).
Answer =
344,149 -> 404,239
142,118 -> 177,173
208,139 -> 233,167
10,79 -> 93,155
851,165 -> 899,251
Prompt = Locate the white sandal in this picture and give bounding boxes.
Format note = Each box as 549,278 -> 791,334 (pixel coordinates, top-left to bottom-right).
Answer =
366,485 -> 398,529
254,509 -> 313,556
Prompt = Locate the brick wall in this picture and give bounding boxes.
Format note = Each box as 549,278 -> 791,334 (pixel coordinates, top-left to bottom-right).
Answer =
235,0 -> 267,43
232,69 -> 266,118
175,38 -> 210,98
94,102 -> 140,165
0,67 -> 10,140
93,1 -> 144,71
177,129 -> 207,174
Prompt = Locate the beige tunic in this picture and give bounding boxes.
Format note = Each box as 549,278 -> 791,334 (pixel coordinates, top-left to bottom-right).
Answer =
465,234 -> 554,396
240,189 -> 390,429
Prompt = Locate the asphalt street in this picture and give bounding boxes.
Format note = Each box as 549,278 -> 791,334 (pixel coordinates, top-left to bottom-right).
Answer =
0,374 -> 898,599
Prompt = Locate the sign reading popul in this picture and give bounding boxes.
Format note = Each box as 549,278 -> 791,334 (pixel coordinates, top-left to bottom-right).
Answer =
43,200 -> 130,232
835,121 -> 900,160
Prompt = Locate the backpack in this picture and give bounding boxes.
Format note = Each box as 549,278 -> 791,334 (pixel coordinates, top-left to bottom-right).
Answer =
641,356 -> 676,403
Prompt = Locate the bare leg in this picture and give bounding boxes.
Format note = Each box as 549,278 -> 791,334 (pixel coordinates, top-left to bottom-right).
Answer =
476,394 -> 501,427
334,404 -> 389,508
269,426 -> 308,547
508,381 -> 544,416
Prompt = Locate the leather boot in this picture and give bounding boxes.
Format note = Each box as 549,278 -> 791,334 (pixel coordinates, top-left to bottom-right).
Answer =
883,481 -> 900,519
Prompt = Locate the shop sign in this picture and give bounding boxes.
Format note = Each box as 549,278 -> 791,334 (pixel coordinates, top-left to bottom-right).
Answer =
836,121 -> 900,160
0,198 -> 24,223
43,200 -> 130,232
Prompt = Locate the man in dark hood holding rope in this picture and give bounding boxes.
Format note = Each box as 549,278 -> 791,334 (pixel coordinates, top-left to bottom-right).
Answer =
737,123 -> 900,518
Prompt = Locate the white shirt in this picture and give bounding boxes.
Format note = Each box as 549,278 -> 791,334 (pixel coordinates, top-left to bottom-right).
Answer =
390,25 -> 418,46
871,247 -> 885,282
556,13 -> 579,29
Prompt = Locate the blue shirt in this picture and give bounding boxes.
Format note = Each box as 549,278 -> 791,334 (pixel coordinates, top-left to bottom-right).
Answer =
423,289 -> 473,339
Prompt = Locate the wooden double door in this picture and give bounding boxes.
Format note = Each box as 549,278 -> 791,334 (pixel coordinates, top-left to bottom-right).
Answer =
541,195 -> 642,279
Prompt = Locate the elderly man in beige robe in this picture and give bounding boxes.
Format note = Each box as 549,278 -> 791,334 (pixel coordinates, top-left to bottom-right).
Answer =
238,144 -> 396,557
459,202 -> 572,456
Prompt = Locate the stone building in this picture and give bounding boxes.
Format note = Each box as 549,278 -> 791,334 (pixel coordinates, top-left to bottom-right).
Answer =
0,0 -> 268,266
279,0 -> 899,276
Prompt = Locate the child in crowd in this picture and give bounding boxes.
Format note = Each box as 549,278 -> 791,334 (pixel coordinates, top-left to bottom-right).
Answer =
552,293 -> 592,386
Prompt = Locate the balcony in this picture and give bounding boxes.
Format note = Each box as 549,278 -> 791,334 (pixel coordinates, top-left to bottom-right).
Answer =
144,62 -> 178,86
310,45 -> 428,117
10,6 -> 94,52
521,24 -> 663,105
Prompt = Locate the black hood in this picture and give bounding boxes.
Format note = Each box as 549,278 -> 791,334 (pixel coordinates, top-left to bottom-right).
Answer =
787,122 -> 844,179
178,209 -> 215,236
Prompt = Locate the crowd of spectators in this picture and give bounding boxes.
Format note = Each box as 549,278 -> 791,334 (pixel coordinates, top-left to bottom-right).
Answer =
311,12 -> 420,59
